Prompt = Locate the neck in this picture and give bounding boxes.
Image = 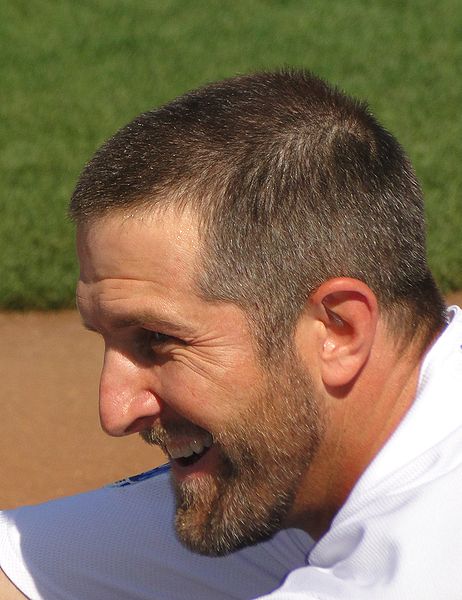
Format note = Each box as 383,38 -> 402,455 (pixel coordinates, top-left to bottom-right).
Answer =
287,322 -> 429,541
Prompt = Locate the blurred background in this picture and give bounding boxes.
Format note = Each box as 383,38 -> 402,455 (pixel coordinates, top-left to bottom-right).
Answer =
1,0 -> 461,508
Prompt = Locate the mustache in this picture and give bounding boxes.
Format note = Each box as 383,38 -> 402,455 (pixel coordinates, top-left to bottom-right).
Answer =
140,421 -> 211,450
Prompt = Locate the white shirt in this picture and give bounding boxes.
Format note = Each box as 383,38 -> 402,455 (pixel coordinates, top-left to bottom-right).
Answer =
261,306 -> 462,599
1,307 -> 461,599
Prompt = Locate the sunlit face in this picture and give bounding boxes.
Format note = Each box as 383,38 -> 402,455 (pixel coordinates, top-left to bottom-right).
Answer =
77,208 -> 323,555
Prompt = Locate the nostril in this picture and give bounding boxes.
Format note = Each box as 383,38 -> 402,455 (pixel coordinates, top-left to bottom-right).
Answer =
123,416 -> 158,436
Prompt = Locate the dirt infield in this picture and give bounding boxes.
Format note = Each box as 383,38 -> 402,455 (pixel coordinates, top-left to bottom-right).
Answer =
1,291 -> 461,510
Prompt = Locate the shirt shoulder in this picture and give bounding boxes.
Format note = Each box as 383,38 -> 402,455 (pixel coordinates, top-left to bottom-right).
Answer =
1,465 -> 312,599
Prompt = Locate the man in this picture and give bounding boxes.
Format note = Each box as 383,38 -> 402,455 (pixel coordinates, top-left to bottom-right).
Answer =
1,70 -> 461,599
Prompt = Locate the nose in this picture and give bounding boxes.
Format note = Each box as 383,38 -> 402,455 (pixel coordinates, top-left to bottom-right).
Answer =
99,346 -> 163,436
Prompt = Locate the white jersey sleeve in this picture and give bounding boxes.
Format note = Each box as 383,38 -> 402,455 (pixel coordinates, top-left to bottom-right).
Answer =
0,464 -> 313,600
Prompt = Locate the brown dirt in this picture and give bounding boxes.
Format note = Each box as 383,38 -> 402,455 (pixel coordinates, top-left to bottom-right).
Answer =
446,291 -> 462,307
1,292 -> 461,510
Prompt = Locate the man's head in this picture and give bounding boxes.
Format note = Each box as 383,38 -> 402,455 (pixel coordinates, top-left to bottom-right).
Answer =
72,70 -> 446,554
70,69 -> 444,355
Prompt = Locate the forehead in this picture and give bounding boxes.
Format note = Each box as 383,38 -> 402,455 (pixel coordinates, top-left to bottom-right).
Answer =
77,209 -> 200,286
75,209 -> 258,357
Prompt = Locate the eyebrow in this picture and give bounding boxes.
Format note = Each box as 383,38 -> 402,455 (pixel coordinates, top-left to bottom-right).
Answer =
81,312 -> 195,337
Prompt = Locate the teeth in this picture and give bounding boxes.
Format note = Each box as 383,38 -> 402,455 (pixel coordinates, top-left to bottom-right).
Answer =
170,446 -> 193,459
191,439 -> 205,454
166,432 -> 213,460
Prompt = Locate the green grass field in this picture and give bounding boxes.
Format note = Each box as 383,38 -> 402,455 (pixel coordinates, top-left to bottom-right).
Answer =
1,0 -> 461,309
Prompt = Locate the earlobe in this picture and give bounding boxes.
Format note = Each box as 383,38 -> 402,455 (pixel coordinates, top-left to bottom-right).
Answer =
311,279 -> 378,390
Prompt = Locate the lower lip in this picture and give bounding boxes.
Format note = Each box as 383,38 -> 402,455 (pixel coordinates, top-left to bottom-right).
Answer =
170,445 -> 219,482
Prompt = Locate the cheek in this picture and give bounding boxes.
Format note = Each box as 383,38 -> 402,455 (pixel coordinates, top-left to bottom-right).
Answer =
156,354 -> 255,428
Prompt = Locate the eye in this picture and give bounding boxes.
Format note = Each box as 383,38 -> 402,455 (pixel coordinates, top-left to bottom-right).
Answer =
137,328 -> 184,358
149,331 -> 171,346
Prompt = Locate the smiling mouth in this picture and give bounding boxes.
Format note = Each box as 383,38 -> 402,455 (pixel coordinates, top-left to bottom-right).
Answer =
166,432 -> 213,468
175,446 -> 211,467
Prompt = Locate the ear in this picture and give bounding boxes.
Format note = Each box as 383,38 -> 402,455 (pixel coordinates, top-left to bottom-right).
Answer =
305,278 -> 378,389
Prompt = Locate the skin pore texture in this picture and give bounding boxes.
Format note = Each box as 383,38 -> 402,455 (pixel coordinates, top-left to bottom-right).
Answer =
76,207 -> 425,554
